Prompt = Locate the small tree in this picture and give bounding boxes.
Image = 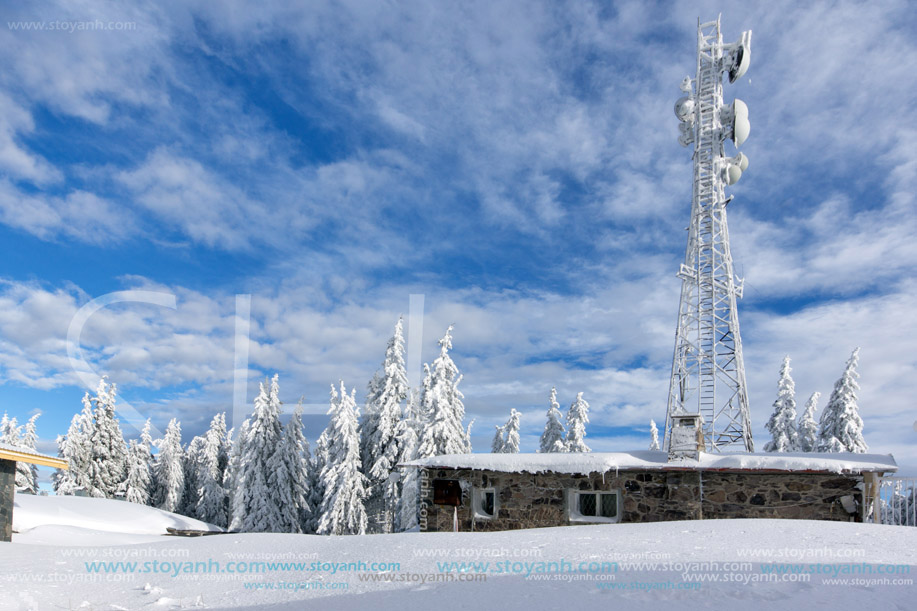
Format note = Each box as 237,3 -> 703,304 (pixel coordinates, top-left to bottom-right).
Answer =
817,348 -> 867,453
564,392 -> 591,453
539,387 -> 566,453
649,420 -> 660,451
490,425 -> 506,453
797,392 -> 820,453
764,356 -> 799,452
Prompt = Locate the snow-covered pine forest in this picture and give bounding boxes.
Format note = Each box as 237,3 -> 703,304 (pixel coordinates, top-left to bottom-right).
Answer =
3,328 -> 879,534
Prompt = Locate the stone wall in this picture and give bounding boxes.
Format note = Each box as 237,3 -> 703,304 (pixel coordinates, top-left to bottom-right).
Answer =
0,458 -> 15,542
418,467 -> 862,532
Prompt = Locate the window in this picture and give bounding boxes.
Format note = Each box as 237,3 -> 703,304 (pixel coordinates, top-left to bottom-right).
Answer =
567,490 -> 621,523
472,487 -> 498,519
432,479 -> 462,506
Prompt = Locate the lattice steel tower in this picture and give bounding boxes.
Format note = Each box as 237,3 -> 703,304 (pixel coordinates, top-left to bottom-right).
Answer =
664,17 -> 754,453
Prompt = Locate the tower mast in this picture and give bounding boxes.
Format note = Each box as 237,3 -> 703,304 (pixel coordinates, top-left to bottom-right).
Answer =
664,17 -> 754,453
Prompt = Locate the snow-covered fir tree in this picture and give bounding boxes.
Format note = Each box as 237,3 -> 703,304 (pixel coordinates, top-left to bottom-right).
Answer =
393,411 -> 420,532
180,435 -> 205,517
224,421 -> 248,529
649,420 -> 660,451
502,410 -> 520,453
797,392 -> 820,453
268,399 -> 312,533
490,425 -> 506,453
196,413 -> 229,528
53,398 -> 95,495
416,326 -> 471,458
539,387 -> 566,453
125,419 -> 153,505
86,378 -> 128,499
231,374 -> 285,532
152,418 -> 185,513
360,318 -> 410,532
317,383 -> 369,536
564,392 -> 591,452
308,422 -> 329,534
18,414 -> 40,493
817,348 -> 867,453
764,356 -> 799,452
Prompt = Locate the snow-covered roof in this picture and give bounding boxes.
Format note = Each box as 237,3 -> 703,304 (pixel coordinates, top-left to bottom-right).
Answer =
0,441 -> 68,469
403,450 -> 897,475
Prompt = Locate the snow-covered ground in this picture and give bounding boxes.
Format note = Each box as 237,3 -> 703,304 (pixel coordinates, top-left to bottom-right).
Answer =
2,495 -> 916,610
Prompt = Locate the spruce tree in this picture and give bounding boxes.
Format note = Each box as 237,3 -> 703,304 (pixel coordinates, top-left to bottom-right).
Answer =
153,418 -> 185,513
817,348 -> 867,453
231,375 -> 285,532
317,383 -> 369,535
649,420 -> 660,451
564,392 -> 591,453
490,425 -> 506,453
797,392 -> 820,452
196,413 -> 228,528
416,326 -> 470,458
53,398 -> 95,495
125,419 -> 153,505
539,387 -> 566,453
764,356 -> 799,452
502,410 -> 520,453
86,378 -> 128,499
180,435 -> 205,517
360,318 -> 410,532
268,399 -> 312,533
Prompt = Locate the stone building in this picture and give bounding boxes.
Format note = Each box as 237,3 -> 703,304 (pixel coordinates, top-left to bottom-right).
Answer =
0,442 -> 68,542
405,450 -> 896,532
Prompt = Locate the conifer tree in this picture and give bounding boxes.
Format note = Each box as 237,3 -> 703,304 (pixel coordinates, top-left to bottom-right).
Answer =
152,418 -> 185,513
564,392 -> 591,453
268,399 -> 312,533
53,398 -> 95,495
196,413 -> 228,528
231,375 -> 285,532
393,413 -> 420,532
817,348 -> 867,453
649,420 -> 660,451
317,383 -> 369,535
539,387 -> 566,453
502,410 -> 520,453
86,378 -> 128,499
764,356 -> 799,452
180,435 -> 205,517
416,326 -> 470,457
490,425 -> 506,453
360,318 -> 410,532
797,392 -> 820,453
125,419 -> 153,505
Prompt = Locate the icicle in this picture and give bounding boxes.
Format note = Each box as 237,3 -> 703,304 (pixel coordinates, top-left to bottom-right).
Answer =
453,506 -> 458,532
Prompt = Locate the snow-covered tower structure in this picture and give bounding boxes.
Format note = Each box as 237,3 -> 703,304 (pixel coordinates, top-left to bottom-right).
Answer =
664,17 -> 754,453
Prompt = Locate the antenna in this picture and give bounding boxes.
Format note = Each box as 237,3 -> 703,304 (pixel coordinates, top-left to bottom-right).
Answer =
664,17 -> 755,453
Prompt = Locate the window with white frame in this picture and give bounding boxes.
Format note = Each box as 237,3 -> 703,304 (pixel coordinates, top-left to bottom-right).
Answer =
567,490 -> 621,523
472,487 -> 498,519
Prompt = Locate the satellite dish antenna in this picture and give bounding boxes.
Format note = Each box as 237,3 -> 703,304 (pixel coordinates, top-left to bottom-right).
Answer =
727,31 -> 752,83
674,96 -> 695,122
678,121 -> 695,147
722,98 -> 750,147
721,152 -> 750,185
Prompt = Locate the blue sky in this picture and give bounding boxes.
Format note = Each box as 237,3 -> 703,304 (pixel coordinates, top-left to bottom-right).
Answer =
0,0 -> 915,483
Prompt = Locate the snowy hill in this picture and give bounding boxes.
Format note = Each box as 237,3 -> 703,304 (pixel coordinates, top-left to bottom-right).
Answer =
12,494 -> 223,545
2,495 -> 916,610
